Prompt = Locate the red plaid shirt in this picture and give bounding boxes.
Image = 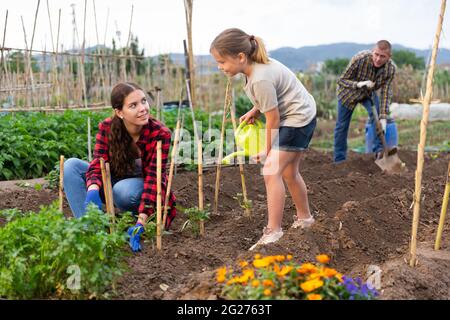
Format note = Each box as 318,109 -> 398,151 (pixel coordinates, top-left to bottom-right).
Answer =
86,117 -> 177,227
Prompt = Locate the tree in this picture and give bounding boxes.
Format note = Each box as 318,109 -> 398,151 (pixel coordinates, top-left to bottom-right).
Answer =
392,50 -> 425,70
323,58 -> 350,75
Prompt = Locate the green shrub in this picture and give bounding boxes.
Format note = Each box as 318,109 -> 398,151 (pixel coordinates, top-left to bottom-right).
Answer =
0,203 -> 130,299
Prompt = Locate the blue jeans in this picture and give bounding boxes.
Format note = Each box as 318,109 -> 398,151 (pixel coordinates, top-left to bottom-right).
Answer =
333,96 -> 383,163
63,158 -> 144,218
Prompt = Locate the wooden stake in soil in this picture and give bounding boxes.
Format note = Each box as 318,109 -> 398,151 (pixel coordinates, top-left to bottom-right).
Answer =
214,81 -> 231,215
435,162 -> 450,250
410,0 -> 447,267
162,98 -> 183,229
59,155 -> 64,212
156,140 -> 162,250
100,158 -> 115,232
230,88 -> 251,217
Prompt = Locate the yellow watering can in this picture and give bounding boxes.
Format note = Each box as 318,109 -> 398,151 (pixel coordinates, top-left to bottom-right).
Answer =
222,119 -> 266,164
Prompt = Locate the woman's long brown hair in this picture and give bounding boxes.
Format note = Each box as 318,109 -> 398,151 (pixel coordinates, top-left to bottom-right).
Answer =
109,82 -> 142,178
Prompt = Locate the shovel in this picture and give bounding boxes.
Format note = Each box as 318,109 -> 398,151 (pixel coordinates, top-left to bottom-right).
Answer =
367,93 -> 405,174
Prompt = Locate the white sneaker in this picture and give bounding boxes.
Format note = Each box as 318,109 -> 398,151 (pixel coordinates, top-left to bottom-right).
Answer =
291,215 -> 315,229
249,227 -> 284,251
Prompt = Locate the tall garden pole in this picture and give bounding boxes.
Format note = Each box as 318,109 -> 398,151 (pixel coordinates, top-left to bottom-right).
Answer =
156,141 -> 162,250
410,0 -> 446,267
1,10 -> 13,98
183,0 -> 196,107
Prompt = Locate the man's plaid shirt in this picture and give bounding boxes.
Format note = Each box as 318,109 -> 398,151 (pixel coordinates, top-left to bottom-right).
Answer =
86,117 -> 176,227
337,50 -> 396,117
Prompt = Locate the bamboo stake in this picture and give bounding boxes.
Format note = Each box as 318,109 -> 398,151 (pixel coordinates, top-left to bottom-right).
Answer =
183,0 -> 196,107
105,162 -> 115,226
100,158 -> 115,232
92,0 -> 106,102
162,93 -> 183,229
230,87 -> 251,217
198,138 -> 205,236
1,10 -> 12,98
100,158 -> 110,213
156,140 -> 162,250
59,155 -> 64,212
410,0 -> 447,267
214,81 -> 231,214
435,162 -> 450,250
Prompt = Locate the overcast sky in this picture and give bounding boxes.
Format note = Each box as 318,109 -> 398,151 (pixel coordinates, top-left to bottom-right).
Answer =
1,0 -> 449,56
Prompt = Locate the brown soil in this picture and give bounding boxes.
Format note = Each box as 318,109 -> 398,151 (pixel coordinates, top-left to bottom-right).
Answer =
1,149 -> 449,300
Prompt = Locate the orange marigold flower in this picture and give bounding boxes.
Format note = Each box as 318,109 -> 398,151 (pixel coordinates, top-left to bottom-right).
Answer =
300,279 -> 324,293
335,273 -> 344,282
316,254 -> 330,264
239,261 -> 249,268
324,268 -> 338,278
254,254 -> 262,260
307,294 -> 323,300
287,254 -> 293,260
277,266 -> 294,277
275,255 -> 286,262
298,263 -> 318,274
264,289 -> 272,296
251,280 -> 260,287
217,274 -> 226,283
263,279 -> 275,287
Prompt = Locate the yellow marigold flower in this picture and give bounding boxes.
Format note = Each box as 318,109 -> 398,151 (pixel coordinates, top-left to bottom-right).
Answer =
287,254 -> 293,260
275,255 -> 286,262
251,280 -> 260,287
298,263 -> 318,274
335,273 -> 343,282
217,274 -> 226,283
239,261 -> 249,268
324,268 -> 338,278
242,268 -> 255,280
227,277 -> 239,285
316,254 -> 330,264
300,279 -> 324,293
308,273 -> 322,280
307,294 -> 323,300
277,266 -> 294,277
263,279 -> 275,287
264,289 -> 272,296
253,258 -> 270,268
254,254 -> 262,260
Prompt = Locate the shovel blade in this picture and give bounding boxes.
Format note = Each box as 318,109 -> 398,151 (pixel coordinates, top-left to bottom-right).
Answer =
375,152 -> 405,174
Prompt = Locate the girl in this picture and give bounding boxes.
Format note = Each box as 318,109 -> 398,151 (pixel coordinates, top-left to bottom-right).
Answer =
210,28 -> 316,250
63,82 -> 176,252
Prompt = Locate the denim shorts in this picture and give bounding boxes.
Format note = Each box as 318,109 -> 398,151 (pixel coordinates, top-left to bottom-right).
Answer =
273,117 -> 316,152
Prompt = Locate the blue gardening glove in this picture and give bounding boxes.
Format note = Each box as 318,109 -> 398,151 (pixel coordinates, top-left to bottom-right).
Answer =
84,189 -> 103,212
127,223 -> 145,252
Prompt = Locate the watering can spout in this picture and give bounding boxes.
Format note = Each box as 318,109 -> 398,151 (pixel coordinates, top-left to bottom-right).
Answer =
221,120 -> 265,164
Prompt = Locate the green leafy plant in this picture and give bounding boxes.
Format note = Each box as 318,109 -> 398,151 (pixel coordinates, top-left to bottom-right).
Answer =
233,193 -> 253,210
0,203 -> 129,299
181,206 -> 210,237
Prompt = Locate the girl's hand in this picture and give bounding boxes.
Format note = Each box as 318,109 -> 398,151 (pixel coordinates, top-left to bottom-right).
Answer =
251,151 -> 267,164
239,108 -> 259,124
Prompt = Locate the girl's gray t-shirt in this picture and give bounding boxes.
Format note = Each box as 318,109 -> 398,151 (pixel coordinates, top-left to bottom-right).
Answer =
244,58 -> 316,127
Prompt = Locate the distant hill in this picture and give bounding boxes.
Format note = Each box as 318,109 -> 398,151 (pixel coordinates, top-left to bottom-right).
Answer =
33,43 -> 450,73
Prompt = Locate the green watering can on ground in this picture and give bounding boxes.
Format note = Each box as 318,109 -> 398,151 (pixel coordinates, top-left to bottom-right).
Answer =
222,119 -> 266,164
